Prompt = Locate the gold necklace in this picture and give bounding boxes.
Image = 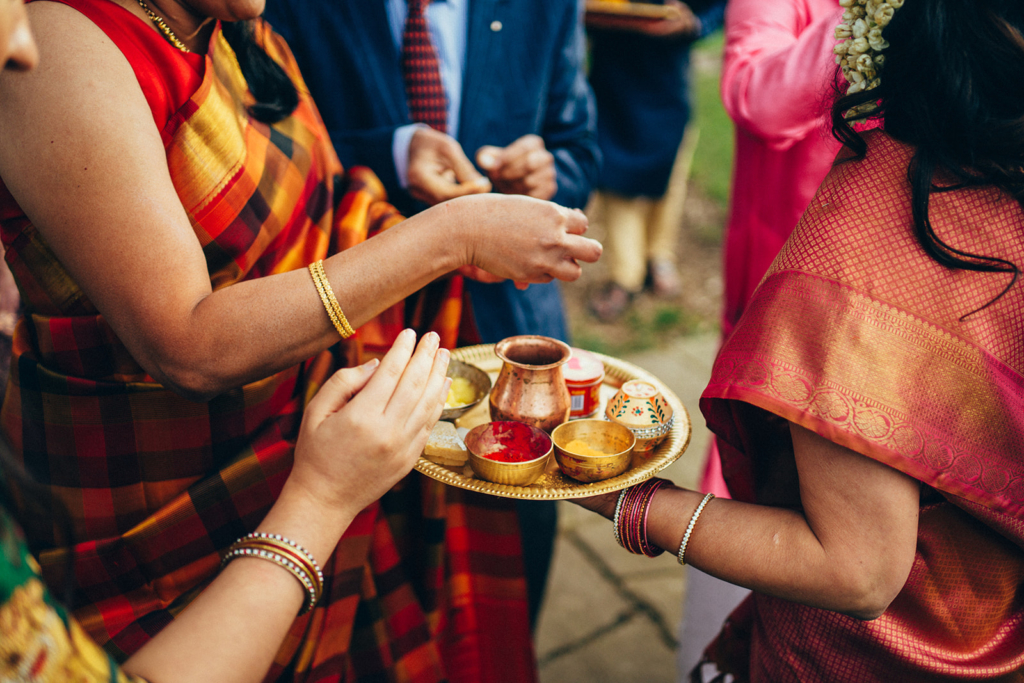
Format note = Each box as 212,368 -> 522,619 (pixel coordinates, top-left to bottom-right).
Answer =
135,0 -> 192,53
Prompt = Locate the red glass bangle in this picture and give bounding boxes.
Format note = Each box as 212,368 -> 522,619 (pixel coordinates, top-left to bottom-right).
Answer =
614,478 -> 668,558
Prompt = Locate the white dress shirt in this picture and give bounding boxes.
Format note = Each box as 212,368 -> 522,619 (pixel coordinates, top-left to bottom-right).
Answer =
385,0 -> 469,187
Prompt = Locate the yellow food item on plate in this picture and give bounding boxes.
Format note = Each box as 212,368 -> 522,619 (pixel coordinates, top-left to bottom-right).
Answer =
563,439 -> 612,457
424,421 -> 469,469
445,376 -> 478,408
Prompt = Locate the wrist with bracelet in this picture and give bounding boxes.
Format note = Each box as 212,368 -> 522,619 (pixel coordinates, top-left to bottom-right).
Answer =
612,478 -> 669,558
222,532 -> 325,615
612,479 -> 715,566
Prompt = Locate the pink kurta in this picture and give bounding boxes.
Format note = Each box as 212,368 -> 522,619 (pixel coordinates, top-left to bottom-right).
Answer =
702,0 -> 844,498
720,0 -> 844,336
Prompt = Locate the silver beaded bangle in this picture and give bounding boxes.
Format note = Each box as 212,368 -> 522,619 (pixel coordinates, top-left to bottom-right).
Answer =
222,546 -> 319,614
677,492 -> 715,566
244,532 -> 324,591
611,487 -> 631,548
223,532 -> 325,615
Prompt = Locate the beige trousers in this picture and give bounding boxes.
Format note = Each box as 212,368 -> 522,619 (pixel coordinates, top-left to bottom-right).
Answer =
595,126 -> 699,292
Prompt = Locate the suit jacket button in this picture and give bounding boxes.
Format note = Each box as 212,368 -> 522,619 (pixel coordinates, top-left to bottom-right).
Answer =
490,20 -> 503,32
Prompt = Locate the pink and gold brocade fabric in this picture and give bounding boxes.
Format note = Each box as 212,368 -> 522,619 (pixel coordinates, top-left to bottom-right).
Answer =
700,130 -> 1024,682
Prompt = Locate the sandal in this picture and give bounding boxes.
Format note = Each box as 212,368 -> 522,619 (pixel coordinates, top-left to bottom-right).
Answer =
648,259 -> 682,298
588,282 -> 634,323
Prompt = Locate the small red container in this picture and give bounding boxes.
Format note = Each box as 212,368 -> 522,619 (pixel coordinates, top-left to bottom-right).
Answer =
564,348 -> 605,419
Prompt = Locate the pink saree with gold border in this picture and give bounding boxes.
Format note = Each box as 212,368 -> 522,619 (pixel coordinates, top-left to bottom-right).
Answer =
699,130 -> 1024,682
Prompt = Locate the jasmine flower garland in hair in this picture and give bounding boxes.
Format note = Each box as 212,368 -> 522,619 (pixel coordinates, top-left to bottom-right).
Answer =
834,0 -> 904,110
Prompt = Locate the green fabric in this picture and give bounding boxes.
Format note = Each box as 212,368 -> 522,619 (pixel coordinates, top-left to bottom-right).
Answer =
1,508 -> 44,602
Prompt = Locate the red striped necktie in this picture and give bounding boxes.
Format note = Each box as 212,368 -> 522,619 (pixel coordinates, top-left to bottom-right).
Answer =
401,0 -> 448,133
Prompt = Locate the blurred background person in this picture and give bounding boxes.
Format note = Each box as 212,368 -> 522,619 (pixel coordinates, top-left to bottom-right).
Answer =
586,0 -> 726,322
679,1 -> 846,677
262,0 -> 600,628
717,0 -> 844,342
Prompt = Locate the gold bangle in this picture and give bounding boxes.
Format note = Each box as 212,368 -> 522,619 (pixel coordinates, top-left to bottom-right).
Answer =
222,546 -> 320,615
312,259 -> 356,338
309,260 -> 355,339
222,548 -> 317,618
309,260 -> 346,337
316,260 -> 356,338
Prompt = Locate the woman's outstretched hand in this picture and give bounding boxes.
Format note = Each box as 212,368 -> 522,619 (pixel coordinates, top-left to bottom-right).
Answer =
289,329 -> 451,521
444,194 -> 602,286
122,331 -> 450,683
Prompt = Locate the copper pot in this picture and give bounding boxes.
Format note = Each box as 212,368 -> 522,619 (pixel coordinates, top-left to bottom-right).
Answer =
489,335 -> 572,433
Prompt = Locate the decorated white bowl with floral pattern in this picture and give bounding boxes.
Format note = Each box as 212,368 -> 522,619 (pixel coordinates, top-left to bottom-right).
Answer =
604,379 -> 674,458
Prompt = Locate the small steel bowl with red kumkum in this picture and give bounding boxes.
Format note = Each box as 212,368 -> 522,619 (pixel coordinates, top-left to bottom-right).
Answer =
465,421 -> 553,486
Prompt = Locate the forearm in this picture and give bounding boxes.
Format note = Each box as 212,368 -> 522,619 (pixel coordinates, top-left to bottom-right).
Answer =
645,488 -> 884,618
145,209 -> 460,399
122,484 -> 358,683
603,424 -> 919,621
123,330 -> 450,683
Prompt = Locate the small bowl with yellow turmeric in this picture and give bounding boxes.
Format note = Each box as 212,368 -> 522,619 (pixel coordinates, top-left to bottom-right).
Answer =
551,419 -> 636,483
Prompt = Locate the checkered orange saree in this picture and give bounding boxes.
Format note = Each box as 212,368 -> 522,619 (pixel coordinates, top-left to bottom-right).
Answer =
700,130 -> 1024,682
0,6 -> 534,682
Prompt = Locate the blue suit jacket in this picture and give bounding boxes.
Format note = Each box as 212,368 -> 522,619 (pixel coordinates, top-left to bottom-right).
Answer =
263,0 -> 599,342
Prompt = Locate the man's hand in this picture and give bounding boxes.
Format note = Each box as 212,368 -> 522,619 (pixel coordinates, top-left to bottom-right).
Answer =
476,134 -> 558,201
407,127 -> 492,205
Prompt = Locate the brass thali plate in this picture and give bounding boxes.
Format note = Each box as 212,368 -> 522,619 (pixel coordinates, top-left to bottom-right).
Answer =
414,344 -> 691,500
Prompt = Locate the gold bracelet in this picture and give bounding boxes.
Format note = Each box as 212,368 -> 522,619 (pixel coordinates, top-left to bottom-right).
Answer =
316,260 -> 356,338
308,260 -> 355,338
309,260 -> 347,338
312,259 -> 356,338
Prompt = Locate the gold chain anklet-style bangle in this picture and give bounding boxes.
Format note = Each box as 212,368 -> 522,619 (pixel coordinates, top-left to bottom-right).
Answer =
309,260 -> 355,338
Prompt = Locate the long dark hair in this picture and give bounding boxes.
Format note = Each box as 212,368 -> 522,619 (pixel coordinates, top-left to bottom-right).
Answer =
832,0 -> 1024,315
221,20 -> 298,124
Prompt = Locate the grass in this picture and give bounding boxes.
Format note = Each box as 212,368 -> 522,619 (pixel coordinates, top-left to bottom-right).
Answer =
571,303 -> 702,357
566,29 -> 734,356
690,31 -> 734,226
